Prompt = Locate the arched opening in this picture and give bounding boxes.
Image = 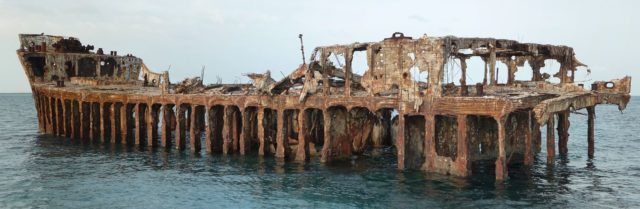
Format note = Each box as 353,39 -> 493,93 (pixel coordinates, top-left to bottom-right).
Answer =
322,106 -> 350,162
283,109 -> 299,158
303,108 -> 324,158
404,115 -> 425,169
243,107 -> 260,152
467,115 -> 499,176
349,107 -> 377,155
206,105 -> 225,153
435,115 -> 458,160
263,108 -> 278,155
372,108 -> 394,148
225,106 -> 242,154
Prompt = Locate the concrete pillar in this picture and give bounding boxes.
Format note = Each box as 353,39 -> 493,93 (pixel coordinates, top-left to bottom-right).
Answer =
176,104 -> 186,150
89,102 -> 94,141
587,106 -> 595,158
495,117 -> 508,181
320,109 -> 331,163
423,114 -> 436,171
134,103 -> 142,145
232,109 -> 239,153
79,102 -> 85,140
190,105 -> 200,152
455,115 -> 469,176
460,58 -> 468,95
147,103 -> 156,147
524,111 -> 534,166
205,106 -> 213,153
546,114 -> 555,164
161,104 -> 171,148
489,47 -> 496,85
70,100 -> 76,139
557,110 -> 570,155
110,103 -> 116,144
62,99 -> 71,136
344,48 -> 352,97
222,106 -> 229,154
532,113 -> 542,153
295,109 -> 307,161
397,112 -> 405,170
276,109 -> 285,158
257,108 -> 265,156
239,108 -> 248,155
45,97 -> 51,134
120,104 -> 128,144
100,102 -> 105,143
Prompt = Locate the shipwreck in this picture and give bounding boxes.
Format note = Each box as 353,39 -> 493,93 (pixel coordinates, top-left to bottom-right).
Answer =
18,32 -> 631,180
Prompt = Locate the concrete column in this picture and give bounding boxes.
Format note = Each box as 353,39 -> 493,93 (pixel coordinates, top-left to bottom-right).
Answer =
232,109 -> 239,153
134,103 -> 142,145
423,114 -> 436,171
295,109 -> 307,161
222,106 -> 229,154
70,100 -> 76,139
79,102 -> 84,140
100,102 -> 105,143
524,111 -> 534,166
532,113 -> 542,153
73,101 -> 79,139
89,102 -> 94,141
161,104 -> 170,148
176,104 -> 186,150
489,47 -> 496,85
239,109 -> 248,155
147,103 -> 155,147
61,98 -> 70,136
546,114 -> 555,164
344,48 -> 352,97
320,109 -> 331,163
557,110 -> 570,155
120,104 -> 128,144
257,108 -> 265,156
205,106 -> 213,153
276,109 -> 285,158
587,106 -> 595,158
396,112 -> 405,170
190,105 -> 200,152
460,58 -> 468,95
454,115 -> 469,176
110,103 -> 116,143
45,96 -> 51,133
495,117 -> 508,181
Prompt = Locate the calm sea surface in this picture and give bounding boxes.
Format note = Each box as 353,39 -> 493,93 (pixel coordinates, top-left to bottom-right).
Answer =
1,93 -> 639,209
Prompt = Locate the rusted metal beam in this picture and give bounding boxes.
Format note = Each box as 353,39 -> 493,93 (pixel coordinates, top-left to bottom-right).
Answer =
495,117 -> 507,181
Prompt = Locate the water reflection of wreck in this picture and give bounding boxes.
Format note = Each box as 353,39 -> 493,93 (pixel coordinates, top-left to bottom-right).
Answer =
19,33 -> 631,180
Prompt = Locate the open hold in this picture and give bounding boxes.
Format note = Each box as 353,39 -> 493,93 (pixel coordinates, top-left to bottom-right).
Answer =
467,115 -> 497,160
404,115 -> 425,169
435,115 -> 457,160
303,108 -> 324,156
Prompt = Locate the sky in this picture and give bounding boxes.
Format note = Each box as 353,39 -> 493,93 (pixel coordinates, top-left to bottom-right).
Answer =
0,0 -> 638,94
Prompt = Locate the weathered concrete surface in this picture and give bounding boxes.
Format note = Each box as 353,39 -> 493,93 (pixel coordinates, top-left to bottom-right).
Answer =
19,33 -> 631,181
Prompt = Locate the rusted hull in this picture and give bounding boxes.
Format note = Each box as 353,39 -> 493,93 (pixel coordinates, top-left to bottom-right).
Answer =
18,33 -> 632,181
